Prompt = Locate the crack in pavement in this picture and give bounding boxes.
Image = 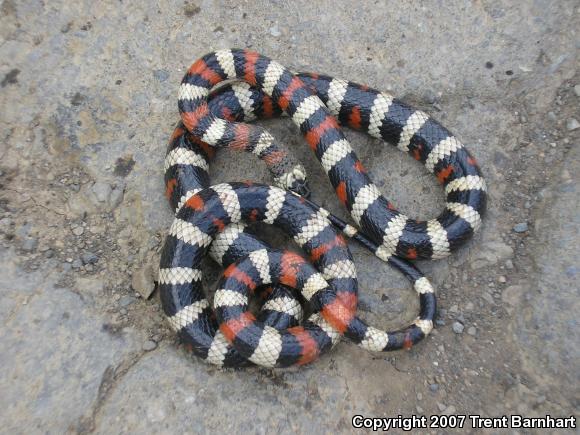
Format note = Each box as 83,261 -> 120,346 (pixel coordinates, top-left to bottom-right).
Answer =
69,350 -> 148,434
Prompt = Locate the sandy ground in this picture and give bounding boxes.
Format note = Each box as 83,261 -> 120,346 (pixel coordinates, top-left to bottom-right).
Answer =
0,0 -> 578,433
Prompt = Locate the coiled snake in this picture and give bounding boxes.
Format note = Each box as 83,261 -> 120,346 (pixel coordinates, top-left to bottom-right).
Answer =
159,49 -> 486,367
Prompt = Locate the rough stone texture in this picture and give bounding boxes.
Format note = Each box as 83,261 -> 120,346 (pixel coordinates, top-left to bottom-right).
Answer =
0,0 -> 578,433
0,250 -> 144,433
514,144 -> 580,399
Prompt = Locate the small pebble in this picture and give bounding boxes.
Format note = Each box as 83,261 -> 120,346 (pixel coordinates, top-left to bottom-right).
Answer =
437,402 -> 447,412
429,383 -> 439,392
423,89 -> 437,104
119,308 -> 127,315
0,217 -> 12,229
109,186 -> 125,209
153,69 -> 169,82
131,262 -> 156,299
467,326 -> 477,336
269,25 -> 281,37
498,275 -> 507,283
142,340 -> 157,351
119,295 -> 136,307
416,405 -> 424,413
547,111 -> 557,121
81,251 -> 99,264
21,237 -> 38,253
72,226 -> 84,236
574,84 -> 580,97
444,405 -> 457,414
452,322 -> 464,334
72,259 -> 83,269
505,259 -> 514,269
513,222 -> 528,233
416,393 -> 423,401
92,182 -> 112,202
566,118 -> 580,131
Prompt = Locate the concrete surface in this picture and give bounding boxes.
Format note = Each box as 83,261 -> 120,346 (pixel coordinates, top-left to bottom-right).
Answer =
0,0 -> 578,433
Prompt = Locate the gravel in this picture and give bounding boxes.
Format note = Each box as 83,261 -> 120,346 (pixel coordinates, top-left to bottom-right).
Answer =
131,260 -> 157,299
471,241 -> 514,268
269,24 -> 281,37
501,286 -> 524,311
513,222 -> 529,233
452,322 -> 465,334
1,1 -> 577,432
119,295 -> 136,307
81,251 -> 99,265
153,69 -> 170,82
91,182 -> 112,203
443,405 -> 457,414
142,340 -> 158,351
21,237 -> 38,253
109,185 -> 125,209
566,118 -> 580,131
71,259 -> 83,269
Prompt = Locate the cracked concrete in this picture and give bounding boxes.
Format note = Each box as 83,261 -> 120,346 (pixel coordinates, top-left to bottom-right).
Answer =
73,351 -> 147,434
0,251 -> 144,434
1,0 -> 578,433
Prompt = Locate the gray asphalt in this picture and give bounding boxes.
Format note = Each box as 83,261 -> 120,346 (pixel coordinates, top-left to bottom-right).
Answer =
0,0 -> 578,433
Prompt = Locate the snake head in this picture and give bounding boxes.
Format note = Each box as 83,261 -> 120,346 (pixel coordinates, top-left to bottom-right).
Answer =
288,177 -> 311,198
274,164 -> 311,198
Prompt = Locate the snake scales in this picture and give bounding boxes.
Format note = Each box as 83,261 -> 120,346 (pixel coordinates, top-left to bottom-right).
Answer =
159,49 -> 486,367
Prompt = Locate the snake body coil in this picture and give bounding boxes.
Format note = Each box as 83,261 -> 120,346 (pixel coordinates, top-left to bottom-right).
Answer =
159,49 -> 486,367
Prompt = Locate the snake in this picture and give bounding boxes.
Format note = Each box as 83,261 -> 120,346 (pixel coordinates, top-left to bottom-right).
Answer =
159,49 -> 486,367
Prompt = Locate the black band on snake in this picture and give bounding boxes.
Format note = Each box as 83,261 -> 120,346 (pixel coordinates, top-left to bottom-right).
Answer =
159,49 -> 486,367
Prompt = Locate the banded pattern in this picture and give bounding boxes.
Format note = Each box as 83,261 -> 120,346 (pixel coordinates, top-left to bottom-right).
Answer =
161,126 -> 435,366
160,182 -> 360,367
176,49 -> 486,260
156,48 -> 498,366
